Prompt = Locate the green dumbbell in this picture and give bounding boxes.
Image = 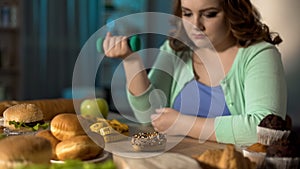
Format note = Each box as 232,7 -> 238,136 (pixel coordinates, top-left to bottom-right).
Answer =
96,35 -> 141,53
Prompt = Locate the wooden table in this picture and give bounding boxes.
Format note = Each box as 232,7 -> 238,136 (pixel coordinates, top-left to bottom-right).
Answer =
107,113 -> 228,169
167,136 -> 226,157
108,112 -> 227,153
108,112 -> 226,156
107,136 -> 226,169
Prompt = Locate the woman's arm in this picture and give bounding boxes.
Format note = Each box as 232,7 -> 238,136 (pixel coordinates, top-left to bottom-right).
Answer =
215,43 -> 287,145
123,54 -> 150,95
103,32 -> 150,95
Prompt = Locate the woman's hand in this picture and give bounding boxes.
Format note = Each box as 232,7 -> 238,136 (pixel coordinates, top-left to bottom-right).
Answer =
103,32 -> 133,59
151,108 -> 196,136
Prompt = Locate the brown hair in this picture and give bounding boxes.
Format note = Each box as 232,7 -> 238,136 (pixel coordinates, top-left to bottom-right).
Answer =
169,0 -> 282,51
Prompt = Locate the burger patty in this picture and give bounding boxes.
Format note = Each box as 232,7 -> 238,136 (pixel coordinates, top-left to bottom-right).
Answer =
22,120 -> 45,127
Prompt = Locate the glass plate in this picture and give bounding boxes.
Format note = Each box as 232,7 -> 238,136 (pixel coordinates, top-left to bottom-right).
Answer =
3,127 -> 37,136
50,151 -> 109,164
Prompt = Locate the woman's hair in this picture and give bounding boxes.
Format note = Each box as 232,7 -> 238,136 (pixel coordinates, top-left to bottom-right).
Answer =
169,0 -> 282,51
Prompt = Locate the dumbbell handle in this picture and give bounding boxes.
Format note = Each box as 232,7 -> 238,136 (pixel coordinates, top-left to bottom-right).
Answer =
96,35 -> 141,53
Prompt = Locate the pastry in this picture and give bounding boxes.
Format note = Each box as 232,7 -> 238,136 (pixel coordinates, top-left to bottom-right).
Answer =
243,142 -> 267,168
197,144 -> 256,169
264,131 -> 300,169
257,114 -> 291,145
131,132 -> 167,152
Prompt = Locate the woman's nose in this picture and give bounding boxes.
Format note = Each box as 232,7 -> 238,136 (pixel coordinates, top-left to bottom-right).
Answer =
192,16 -> 205,31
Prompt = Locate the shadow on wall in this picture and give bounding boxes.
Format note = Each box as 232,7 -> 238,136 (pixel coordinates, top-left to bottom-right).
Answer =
251,0 -> 300,127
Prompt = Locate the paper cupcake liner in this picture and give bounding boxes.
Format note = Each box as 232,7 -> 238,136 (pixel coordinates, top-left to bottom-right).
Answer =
243,149 -> 266,169
265,157 -> 300,169
256,126 -> 290,146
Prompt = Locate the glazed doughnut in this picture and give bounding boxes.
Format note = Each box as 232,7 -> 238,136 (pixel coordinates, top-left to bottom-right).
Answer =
131,132 -> 167,152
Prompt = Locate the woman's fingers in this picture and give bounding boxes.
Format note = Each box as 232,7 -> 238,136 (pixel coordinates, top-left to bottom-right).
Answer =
103,32 -> 131,58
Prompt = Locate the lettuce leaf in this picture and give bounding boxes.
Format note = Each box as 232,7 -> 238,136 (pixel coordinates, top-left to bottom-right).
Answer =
9,121 -> 49,131
15,159 -> 116,169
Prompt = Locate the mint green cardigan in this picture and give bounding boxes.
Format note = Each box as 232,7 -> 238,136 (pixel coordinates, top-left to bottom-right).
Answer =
127,40 -> 287,145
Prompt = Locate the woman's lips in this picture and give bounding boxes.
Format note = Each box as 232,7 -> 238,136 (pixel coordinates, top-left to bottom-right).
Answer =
192,33 -> 206,39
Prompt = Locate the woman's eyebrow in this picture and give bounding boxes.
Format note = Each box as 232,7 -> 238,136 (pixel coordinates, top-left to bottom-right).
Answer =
181,6 -> 219,12
181,7 -> 191,11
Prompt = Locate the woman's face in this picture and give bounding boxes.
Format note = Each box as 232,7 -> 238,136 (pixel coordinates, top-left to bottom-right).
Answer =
181,0 -> 232,49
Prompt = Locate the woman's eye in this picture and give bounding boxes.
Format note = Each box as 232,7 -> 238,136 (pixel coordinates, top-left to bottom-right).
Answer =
182,12 -> 192,17
203,11 -> 218,18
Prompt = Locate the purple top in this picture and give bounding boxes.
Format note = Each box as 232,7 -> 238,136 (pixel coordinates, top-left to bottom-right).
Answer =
173,80 -> 231,118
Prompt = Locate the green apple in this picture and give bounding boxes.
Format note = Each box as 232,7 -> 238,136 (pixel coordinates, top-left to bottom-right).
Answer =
80,98 -> 109,118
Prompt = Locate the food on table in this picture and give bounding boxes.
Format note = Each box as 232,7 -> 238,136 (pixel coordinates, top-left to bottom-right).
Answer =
258,114 -> 288,130
196,148 -> 223,167
2,103 -> 49,135
50,113 -> 86,140
0,99 -> 76,121
46,113 -> 105,161
56,135 -> 103,161
36,130 -> 60,160
80,98 -> 109,119
246,142 -> 268,153
0,135 -> 52,169
0,117 -> 4,138
196,144 -> 256,169
265,131 -> 300,169
131,132 -> 167,152
89,118 -> 129,142
266,131 -> 299,157
243,142 -> 267,168
17,159 -> 117,169
257,114 -> 291,146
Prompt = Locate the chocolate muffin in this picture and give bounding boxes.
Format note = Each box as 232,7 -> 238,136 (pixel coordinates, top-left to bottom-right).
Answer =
265,132 -> 300,169
258,114 -> 287,130
266,131 -> 300,158
257,114 -> 291,145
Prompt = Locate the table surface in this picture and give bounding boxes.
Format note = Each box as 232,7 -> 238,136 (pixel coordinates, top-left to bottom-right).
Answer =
167,136 -> 226,157
107,112 -> 227,157
106,112 -> 230,169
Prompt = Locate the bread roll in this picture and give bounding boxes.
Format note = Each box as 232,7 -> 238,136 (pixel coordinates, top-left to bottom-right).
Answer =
56,135 -> 103,161
0,99 -> 77,121
3,103 -> 44,132
0,135 -> 52,169
36,130 -> 60,160
50,113 -> 85,140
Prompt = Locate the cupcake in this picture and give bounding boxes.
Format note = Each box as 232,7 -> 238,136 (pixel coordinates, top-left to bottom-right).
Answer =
257,114 -> 291,145
243,143 -> 267,168
264,131 -> 300,169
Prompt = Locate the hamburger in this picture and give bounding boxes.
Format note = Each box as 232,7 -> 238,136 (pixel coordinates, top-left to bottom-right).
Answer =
0,135 -> 52,169
3,103 -> 49,135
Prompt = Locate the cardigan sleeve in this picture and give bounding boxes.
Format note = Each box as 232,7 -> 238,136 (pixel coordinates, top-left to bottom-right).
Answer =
214,43 -> 287,145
